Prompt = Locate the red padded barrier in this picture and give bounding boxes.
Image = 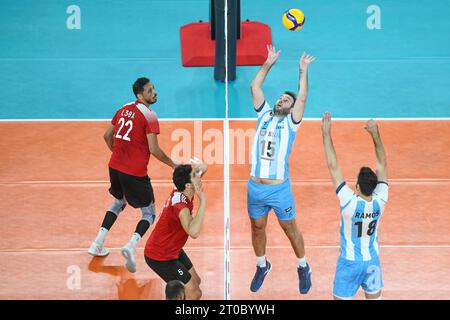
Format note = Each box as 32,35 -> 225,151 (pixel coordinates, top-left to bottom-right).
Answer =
180,21 -> 272,67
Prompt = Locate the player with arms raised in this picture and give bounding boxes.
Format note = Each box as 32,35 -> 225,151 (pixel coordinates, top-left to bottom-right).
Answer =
247,45 -> 315,294
321,112 -> 388,300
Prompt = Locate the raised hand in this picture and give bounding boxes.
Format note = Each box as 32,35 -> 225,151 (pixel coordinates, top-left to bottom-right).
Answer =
300,52 -> 316,71
321,112 -> 332,134
191,167 -> 206,202
190,157 -> 208,177
265,44 -> 281,66
364,119 -> 379,136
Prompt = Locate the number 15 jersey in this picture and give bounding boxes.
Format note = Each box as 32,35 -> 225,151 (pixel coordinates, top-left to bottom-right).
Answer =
109,100 -> 160,177
250,101 -> 301,180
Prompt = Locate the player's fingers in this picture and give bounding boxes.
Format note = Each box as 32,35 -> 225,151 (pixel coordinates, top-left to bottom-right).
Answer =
197,170 -> 203,177
190,157 -> 200,164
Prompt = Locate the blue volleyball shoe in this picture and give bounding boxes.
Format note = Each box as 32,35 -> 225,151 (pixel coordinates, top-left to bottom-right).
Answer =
250,260 -> 272,292
298,263 -> 312,294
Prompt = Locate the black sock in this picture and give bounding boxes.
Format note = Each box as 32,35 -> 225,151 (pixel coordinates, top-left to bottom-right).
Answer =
101,211 -> 118,230
134,220 -> 150,237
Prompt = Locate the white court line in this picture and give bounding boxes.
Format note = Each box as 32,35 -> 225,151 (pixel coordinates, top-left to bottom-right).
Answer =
229,117 -> 450,121
1,117 -> 450,122
1,245 -> 450,254
223,0 -> 231,300
0,118 -> 223,122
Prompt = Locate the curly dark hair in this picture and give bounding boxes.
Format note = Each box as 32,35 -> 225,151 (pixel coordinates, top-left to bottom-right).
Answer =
132,77 -> 150,97
173,165 -> 193,192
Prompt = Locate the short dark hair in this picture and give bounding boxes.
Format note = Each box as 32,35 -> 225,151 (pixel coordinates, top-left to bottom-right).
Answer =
132,77 -> 150,97
357,167 -> 378,196
284,91 -> 297,107
173,165 -> 193,192
165,280 -> 185,300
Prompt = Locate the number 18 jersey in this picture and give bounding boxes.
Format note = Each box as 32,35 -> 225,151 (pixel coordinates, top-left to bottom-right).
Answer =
250,101 -> 301,180
336,182 -> 389,262
109,100 -> 160,177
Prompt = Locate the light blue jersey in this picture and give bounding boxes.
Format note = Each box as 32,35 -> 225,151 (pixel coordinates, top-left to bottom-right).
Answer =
250,101 -> 301,180
336,182 -> 389,261
333,181 -> 388,298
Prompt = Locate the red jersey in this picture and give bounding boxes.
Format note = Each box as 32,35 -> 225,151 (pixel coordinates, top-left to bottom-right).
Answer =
145,189 -> 194,261
108,100 -> 160,177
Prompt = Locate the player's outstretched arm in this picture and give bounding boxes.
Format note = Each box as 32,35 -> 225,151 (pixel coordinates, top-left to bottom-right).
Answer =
292,52 -> 315,123
179,174 -> 206,239
365,119 -> 388,182
250,44 -> 280,109
147,133 -> 178,169
103,124 -> 115,151
321,112 -> 345,189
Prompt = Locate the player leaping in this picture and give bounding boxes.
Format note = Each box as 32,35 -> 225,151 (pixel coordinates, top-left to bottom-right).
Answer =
247,45 -> 314,294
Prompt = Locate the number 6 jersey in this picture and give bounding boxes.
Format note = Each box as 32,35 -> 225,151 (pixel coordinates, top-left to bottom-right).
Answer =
109,100 -> 160,177
336,181 -> 389,261
250,100 -> 301,180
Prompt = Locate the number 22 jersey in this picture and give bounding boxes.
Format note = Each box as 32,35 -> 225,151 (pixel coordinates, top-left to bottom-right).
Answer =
108,100 -> 160,177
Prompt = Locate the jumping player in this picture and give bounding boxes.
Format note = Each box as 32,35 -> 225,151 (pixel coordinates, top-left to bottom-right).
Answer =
321,112 -> 388,300
88,77 -> 178,274
145,160 -> 207,300
247,45 -> 314,294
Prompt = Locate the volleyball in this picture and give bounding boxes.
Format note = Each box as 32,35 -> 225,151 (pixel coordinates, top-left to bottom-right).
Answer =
282,8 -> 305,31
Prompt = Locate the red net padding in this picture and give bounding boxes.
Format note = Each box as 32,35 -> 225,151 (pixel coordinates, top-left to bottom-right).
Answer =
180,21 -> 272,67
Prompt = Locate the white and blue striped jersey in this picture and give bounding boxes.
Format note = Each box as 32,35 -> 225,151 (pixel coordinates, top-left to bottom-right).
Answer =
336,182 -> 389,261
250,101 -> 301,180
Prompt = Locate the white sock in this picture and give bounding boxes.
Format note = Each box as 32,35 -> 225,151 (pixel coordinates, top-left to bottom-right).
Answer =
297,256 -> 307,268
256,256 -> 267,268
94,227 -> 108,245
128,233 -> 142,248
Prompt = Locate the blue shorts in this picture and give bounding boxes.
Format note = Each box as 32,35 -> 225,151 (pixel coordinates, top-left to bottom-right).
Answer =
247,178 -> 296,221
333,255 -> 383,299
